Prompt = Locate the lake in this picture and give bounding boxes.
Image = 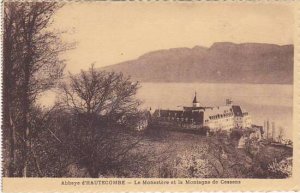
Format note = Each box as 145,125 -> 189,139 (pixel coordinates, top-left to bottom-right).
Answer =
38,83 -> 293,140
137,83 -> 293,140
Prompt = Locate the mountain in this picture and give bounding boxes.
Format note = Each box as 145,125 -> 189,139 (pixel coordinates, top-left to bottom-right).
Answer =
100,42 -> 294,84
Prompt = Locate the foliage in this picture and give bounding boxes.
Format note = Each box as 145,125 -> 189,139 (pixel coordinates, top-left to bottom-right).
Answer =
173,148 -> 211,178
3,2 -> 69,177
245,138 -> 260,158
230,129 -> 243,140
56,66 -> 145,177
267,158 -> 292,178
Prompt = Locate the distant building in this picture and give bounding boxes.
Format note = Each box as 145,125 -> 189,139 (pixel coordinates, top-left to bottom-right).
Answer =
152,93 -> 252,131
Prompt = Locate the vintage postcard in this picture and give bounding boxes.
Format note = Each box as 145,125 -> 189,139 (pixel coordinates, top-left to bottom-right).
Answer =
1,1 -> 300,192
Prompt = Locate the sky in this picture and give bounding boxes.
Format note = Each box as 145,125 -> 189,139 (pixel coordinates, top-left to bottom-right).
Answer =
51,2 -> 294,74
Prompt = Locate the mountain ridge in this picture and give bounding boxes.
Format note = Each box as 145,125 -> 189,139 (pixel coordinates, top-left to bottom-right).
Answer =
100,42 -> 294,84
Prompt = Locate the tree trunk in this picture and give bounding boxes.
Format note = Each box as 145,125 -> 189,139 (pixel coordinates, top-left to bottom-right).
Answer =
21,15 -> 35,176
3,13 -> 17,177
31,148 -> 43,177
8,111 -> 17,177
21,65 -> 31,177
21,39 -> 33,177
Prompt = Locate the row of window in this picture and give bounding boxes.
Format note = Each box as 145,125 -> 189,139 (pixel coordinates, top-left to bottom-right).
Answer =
159,117 -> 196,122
209,113 -> 234,120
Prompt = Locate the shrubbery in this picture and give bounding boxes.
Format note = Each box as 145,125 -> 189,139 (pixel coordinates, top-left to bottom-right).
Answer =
267,158 -> 292,178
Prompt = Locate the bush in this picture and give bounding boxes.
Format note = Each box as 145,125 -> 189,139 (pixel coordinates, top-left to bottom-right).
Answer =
173,150 -> 211,178
230,129 -> 243,140
267,158 -> 292,178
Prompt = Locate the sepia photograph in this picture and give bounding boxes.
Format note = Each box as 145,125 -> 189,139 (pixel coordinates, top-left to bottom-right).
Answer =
2,1 -> 295,182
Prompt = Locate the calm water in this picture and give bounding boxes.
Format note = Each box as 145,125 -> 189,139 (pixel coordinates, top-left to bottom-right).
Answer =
137,83 -> 293,140
38,83 -> 293,140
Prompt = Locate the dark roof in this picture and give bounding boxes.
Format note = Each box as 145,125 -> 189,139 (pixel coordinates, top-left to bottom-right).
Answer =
157,109 -> 204,124
232,105 -> 243,117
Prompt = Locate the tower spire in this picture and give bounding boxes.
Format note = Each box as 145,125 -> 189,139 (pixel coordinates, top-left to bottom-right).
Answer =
193,92 -> 198,103
192,91 -> 200,107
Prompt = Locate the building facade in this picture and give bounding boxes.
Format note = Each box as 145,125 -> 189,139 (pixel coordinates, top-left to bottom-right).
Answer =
153,93 -> 252,131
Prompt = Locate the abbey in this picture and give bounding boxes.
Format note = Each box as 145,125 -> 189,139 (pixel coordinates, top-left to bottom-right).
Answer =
152,93 -> 252,131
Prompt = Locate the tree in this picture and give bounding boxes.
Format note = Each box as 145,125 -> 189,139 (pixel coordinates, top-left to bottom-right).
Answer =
277,127 -> 284,143
3,2 -> 68,177
58,65 -> 145,177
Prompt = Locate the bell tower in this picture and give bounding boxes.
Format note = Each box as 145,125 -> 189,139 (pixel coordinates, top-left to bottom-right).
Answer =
192,92 -> 200,107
